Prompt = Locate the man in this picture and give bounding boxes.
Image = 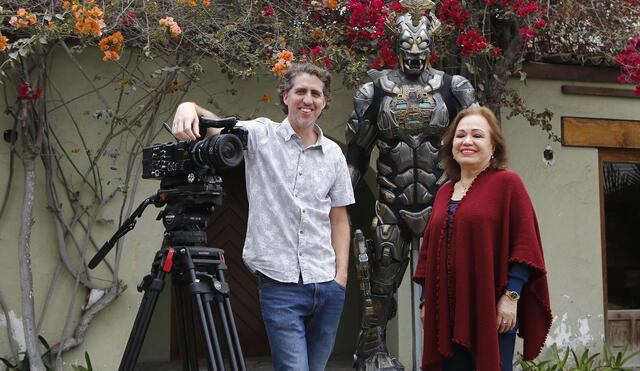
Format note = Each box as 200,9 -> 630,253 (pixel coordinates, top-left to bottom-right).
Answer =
172,63 -> 354,371
346,1 -> 478,370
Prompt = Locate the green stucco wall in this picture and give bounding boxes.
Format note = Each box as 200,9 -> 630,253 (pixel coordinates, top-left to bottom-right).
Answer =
502,78 -> 640,353
1,47 -> 638,370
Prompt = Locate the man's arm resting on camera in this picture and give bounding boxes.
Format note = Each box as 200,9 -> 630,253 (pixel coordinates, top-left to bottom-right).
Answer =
172,102 -> 222,140
330,206 -> 350,287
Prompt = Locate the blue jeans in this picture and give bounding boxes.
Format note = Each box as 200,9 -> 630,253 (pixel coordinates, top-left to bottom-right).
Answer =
257,272 -> 346,371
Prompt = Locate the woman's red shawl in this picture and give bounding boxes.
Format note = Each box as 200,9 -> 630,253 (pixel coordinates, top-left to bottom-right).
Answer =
413,169 -> 552,371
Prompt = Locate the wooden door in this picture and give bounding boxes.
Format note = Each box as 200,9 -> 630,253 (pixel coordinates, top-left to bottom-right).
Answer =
170,164 -> 270,359
205,164 -> 270,357
599,149 -> 640,366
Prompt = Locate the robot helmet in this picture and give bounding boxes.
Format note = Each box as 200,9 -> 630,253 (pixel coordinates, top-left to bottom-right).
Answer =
390,0 -> 440,75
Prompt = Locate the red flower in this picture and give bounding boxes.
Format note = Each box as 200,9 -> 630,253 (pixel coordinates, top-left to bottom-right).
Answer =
262,5 -> 274,17
518,26 -> 538,42
614,38 -> 640,95
310,45 -> 323,55
323,57 -> 331,68
533,19 -> 546,28
120,10 -> 135,26
439,0 -> 470,29
346,0 -> 389,43
456,29 -> 490,56
429,53 -> 438,65
19,84 -> 43,100
389,1 -> 404,12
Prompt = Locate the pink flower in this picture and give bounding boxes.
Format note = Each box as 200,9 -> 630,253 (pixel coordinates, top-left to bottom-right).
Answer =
9,16 -> 17,26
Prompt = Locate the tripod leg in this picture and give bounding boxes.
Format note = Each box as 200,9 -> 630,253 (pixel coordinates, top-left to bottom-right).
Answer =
195,293 -> 224,371
178,248 -> 223,371
217,270 -> 246,371
119,271 -> 166,371
174,279 -> 201,371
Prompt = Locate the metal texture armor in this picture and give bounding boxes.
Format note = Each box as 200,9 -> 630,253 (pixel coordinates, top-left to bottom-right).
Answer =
346,10 -> 478,368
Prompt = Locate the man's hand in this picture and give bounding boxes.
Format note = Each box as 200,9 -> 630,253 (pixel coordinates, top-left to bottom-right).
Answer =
496,294 -> 518,333
172,102 -> 201,140
330,206 -> 350,289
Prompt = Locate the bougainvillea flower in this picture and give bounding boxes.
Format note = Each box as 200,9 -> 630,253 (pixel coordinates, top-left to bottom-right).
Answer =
19,84 -> 43,100
0,36 -> 8,51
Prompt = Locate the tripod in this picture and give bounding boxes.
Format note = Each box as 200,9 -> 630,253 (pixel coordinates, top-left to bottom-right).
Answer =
90,171 -> 247,371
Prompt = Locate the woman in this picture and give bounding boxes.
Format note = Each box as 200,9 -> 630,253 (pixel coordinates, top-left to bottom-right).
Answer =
413,107 -> 552,371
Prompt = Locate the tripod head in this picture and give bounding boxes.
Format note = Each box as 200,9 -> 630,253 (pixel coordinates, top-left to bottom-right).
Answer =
89,116 -> 246,269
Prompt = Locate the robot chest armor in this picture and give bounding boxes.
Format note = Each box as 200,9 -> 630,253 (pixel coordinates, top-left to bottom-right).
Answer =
376,84 -> 445,139
391,84 -> 435,134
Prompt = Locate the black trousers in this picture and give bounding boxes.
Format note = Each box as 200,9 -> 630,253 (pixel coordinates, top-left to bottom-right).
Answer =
442,333 -> 516,371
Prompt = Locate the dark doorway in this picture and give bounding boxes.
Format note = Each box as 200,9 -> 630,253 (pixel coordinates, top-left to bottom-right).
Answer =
170,164 -> 270,359
599,149 -> 640,367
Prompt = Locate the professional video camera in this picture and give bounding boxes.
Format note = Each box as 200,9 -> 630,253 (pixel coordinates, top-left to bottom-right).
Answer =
89,116 -> 248,371
142,116 -> 248,183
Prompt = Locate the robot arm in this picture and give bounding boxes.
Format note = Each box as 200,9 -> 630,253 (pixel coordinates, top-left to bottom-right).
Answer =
346,82 -> 379,190
451,75 -> 480,109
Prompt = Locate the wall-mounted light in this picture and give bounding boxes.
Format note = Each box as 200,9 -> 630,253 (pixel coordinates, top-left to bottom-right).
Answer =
543,145 -> 555,166
3,129 -> 17,144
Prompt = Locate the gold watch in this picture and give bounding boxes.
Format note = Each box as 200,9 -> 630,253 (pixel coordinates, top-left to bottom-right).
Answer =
505,290 -> 520,301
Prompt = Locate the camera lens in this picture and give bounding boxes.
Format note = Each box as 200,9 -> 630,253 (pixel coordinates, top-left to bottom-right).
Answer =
193,133 -> 244,169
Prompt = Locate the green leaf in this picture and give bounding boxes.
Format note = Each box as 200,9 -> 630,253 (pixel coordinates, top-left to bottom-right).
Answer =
84,352 -> 93,371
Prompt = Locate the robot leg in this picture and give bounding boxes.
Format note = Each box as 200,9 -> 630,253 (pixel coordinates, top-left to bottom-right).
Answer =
353,224 -> 410,371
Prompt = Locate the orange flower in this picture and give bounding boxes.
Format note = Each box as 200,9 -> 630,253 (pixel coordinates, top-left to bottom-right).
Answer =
202,0 -> 211,5
271,59 -> 293,76
188,0 -> 196,5
9,8 -> 36,29
262,95 -> 272,102
311,29 -> 328,39
0,36 -> 8,51
276,50 -> 294,62
323,0 -> 338,8
166,81 -> 185,94
99,32 -> 124,62
62,1 -> 71,9
159,17 -> 182,37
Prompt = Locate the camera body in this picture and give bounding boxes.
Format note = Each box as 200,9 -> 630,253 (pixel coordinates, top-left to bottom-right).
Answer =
142,118 -> 247,180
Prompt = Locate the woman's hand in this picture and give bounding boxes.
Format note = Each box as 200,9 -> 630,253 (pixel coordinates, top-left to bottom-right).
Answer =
420,304 -> 425,323
496,294 -> 518,333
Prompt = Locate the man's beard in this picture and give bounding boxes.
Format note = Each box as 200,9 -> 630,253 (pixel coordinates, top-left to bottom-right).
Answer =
291,116 -> 315,129
295,119 -> 315,129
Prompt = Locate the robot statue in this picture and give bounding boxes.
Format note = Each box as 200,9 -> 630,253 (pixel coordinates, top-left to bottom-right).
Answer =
346,1 -> 478,370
